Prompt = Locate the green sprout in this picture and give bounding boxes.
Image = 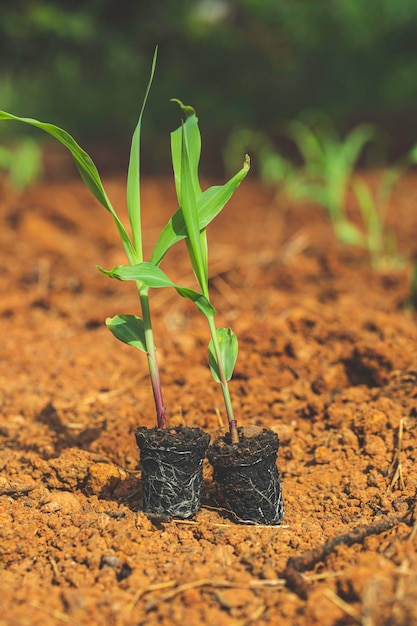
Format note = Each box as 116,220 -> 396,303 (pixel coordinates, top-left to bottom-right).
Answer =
225,114 -> 417,271
224,114 -> 374,245
352,140 -> 417,269
168,99 -> 245,444
0,138 -> 43,190
0,49 -> 249,434
352,174 -> 402,270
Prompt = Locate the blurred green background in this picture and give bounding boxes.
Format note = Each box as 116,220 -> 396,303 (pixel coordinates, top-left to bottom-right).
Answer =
1,0 -> 417,174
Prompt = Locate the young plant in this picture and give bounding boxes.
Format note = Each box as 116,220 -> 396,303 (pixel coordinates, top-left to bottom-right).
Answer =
169,99 -> 243,444
0,50 -> 250,431
225,115 -> 375,246
352,140 -> 417,269
0,138 -> 42,190
102,102 -> 250,444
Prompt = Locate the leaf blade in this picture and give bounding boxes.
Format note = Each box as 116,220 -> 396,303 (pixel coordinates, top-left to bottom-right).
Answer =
127,47 -> 158,256
0,109 -> 136,262
208,328 -> 238,383
98,261 -> 215,317
178,121 -> 207,291
106,314 -> 147,352
151,156 -> 250,265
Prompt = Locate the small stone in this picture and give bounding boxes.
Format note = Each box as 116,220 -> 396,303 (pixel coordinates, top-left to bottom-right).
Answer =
41,491 -> 82,513
100,555 -> 122,569
314,445 -> 333,464
241,425 -> 263,439
84,463 -> 122,497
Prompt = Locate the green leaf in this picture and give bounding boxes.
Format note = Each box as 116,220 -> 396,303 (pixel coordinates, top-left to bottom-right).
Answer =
178,121 -> 207,292
106,314 -> 146,352
151,156 -> 250,265
170,99 -> 201,199
208,328 -> 238,383
287,119 -> 325,165
407,143 -> 417,164
339,124 -> 374,172
334,220 -> 366,246
127,47 -> 158,257
0,109 -> 136,262
98,261 -> 215,317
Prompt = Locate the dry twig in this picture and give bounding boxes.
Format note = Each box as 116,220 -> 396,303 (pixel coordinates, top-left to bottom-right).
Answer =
282,515 -> 402,599
389,418 -> 406,490
129,577 -> 285,612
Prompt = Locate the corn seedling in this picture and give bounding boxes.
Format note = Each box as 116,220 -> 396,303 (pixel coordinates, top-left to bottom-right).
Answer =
101,101 -> 250,444
0,138 -> 42,190
280,114 -> 375,245
168,99 -> 245,444
0,49 -> 249,431
353,141 -> 417,270
226,115 -> 417,272
225,115 -> 374,246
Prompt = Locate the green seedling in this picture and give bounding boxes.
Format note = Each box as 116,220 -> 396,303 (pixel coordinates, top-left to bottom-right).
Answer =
279,114 -> 375,245
352,175 -> 403,270
226,115 -> 417,271
170,100 -> 243,444
99,101 -> 250,444
225,115 -> 374,246
352,141 -> 417,269
0,138 -> 42,190
0,49 -> 249,433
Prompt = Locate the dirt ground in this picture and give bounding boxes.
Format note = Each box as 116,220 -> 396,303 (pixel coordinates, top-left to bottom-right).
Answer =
1,166 -> 417,626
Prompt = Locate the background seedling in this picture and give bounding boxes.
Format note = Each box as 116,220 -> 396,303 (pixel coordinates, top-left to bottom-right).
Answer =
0,49 -> 249,432
0,138 -> 42,190
226,114 -> 417,270
225,113 -> 374,246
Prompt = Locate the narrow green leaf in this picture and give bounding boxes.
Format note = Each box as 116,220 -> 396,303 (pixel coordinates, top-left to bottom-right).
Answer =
334,220 -> 366,246
179,122 -> 207,291
170,100 -> 201,199
340,124 -> 374,172
151,156 -> 250,265
106,314 -> 147,352
408,143 -> 417,164
208,328 -> 238,383
127,47 -> 158,257
0,111 -> 106,207
99,261 -> 179,286
98,261 -> 215,317
0,109 -> 136,262
287,119 -> 325,165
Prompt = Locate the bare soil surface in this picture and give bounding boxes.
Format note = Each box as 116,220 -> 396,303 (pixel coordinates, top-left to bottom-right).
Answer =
1,171 -> 417,625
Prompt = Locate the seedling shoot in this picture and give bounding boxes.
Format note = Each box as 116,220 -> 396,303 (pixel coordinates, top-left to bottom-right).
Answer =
0,48 -> 250,436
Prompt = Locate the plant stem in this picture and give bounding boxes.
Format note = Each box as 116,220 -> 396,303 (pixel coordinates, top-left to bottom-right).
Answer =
207,316 -> 239,444
139,289 -> 166,429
